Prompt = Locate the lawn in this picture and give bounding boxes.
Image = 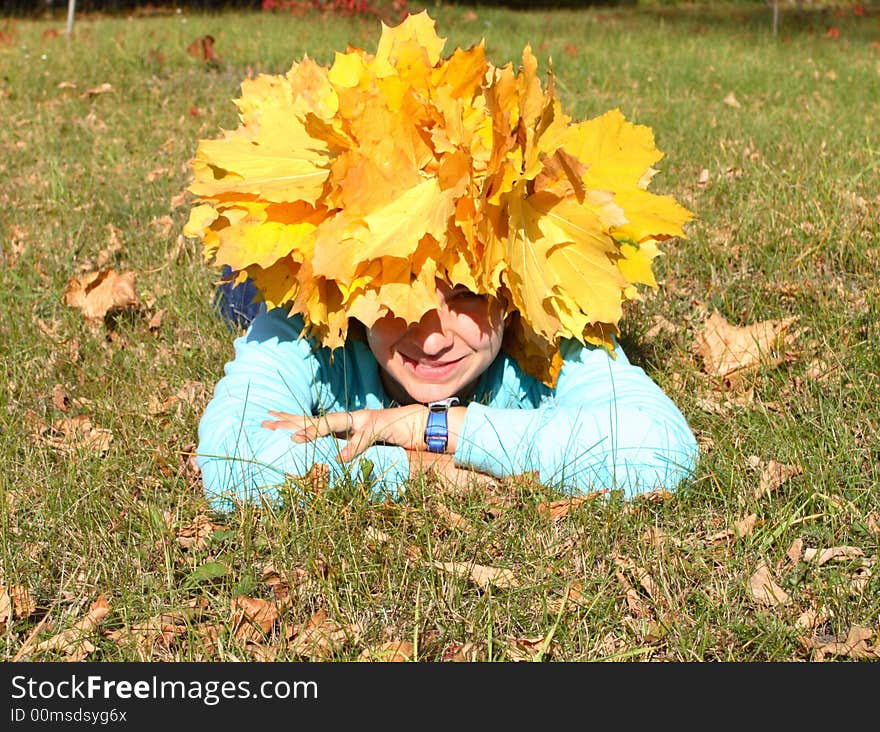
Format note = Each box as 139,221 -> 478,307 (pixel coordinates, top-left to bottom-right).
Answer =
1,1 -> 878,662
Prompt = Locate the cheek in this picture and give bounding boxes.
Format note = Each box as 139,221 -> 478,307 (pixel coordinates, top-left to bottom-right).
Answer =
366,319 -> 404,361
458,306 -> 504,351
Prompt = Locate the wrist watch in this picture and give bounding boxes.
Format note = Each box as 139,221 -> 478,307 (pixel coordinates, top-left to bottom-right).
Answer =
425,397 -> 460,453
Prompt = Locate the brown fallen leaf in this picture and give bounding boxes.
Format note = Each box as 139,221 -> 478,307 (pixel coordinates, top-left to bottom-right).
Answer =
801,625 -> 880,661
146,166 -> 171,183
433,503 -> 474,533
0,587 -> 11,631
286,609 -> 361,661
230,596 -> 279,644
9,585 -> 37,619
802,545 -> 864,566
148,308 -> 166,333
795,605 -> 833,631
96,223 -> 124,267
747,456 -> 804,499
63,268 -> 140,322
545,581 -> 592,615
151,215 -> 174,238
866,511 -> 880,536
613,554 -> 661,603
358,640 -> 414,662
785,537 -> 804,566
748,559 -> 791,608
429,560 -> 519,590
51,384 -> 70,411
441,641 -> 485,662
36,414 -> 113,455
693,310 -> 795,385
186,35 -> 219,63
81,82 -> 113,98
32,595 -> 110,661
176,514 -> 227,550
705,513 -> 758,544
537,491 -> 607,521
107,611 -> 190,659
364,526 -> 391,547
722,91 -> 741,108
501,635 -> 559,662
613,569 -> 652,619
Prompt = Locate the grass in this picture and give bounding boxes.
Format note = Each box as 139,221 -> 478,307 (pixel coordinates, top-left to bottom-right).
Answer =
1,2 -> 878,662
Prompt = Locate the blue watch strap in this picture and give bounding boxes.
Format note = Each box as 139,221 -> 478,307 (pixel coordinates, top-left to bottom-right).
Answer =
425,397 -> 459,453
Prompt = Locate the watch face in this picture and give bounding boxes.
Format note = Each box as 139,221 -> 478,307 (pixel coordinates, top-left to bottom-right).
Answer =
428,397 -> 460,411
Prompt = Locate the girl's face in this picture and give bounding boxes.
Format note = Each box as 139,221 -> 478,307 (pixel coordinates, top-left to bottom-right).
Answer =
366,280 -> 505,405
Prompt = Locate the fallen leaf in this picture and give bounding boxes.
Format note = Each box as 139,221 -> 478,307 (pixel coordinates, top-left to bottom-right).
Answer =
51,384 -> 70,411
537,491 -> 607,521
705,513 -> 758,544
146,166 -> 171,183
364,526 -> 391,547
36,415 -> 113,455
748,456 -> 804,499
286,609 -> 361,661
545,581 -> 592,614
785,537 -> 804,565
613,568 -> 652,618
231,596 -> 279,643
151,215 -> 174,238
186,35 -> 219,63
795,605 -> 833,630
358,640 -> 414,662
441,641 -> 485,661
148,308 -> 166,333
107,611 -> 190,658
802,625 -> 879,661
170,189 -> 189,209
9,585 -> 37,619
693,310 -> 795,384
81,82 -> 113,98
0,588 -> 11,630
722,91 -> 741,108
502,635 -> 558,662
645,314 -> 678,339
802,545 -> 864,566
697,168 -> 710,186
96,223 -> 124,268
825,26 -> 841,40
63,268 -> 140,322
32,595 -> 110,661
748,559 -> 791,608
176,514 -> 227,550
433,503 -> 474,533
429,560 -> 519,590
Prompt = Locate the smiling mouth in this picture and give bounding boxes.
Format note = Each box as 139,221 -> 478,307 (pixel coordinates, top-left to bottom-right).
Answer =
401,354 -> 466,379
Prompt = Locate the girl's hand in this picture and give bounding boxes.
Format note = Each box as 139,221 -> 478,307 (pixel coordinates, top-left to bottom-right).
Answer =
262,406 -> 430,462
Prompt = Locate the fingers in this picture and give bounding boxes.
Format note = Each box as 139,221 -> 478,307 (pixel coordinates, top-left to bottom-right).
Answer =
262,410 -> 356,443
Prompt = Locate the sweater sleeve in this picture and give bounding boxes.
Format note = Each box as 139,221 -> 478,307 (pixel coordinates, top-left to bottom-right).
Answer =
196,311 -> 409,513
454,341 -> 698,498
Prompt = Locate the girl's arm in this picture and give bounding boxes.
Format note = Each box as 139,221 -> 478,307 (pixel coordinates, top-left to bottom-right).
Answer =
453,341 -> 699,499
197,310 -> 410,512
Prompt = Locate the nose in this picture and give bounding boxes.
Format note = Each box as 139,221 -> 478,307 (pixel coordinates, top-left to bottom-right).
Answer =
408,306 -> 454,356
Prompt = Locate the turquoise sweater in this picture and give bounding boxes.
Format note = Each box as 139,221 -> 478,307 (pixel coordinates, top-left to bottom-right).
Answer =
197,308 -> 699,511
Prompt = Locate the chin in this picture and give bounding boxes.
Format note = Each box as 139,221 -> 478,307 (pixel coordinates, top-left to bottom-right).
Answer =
404,383 -> 459,404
